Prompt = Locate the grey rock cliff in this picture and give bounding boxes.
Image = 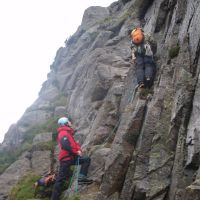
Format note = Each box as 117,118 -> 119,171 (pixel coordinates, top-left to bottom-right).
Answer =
1,0 -> 200,199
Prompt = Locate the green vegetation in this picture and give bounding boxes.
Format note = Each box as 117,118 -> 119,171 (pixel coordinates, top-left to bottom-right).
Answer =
119,4 -> 136,22
98,16 -> 112,26
169,44 -> 180,59
61,195 -> 80,200
0,140 -> 55,175
0,143 -> 33,174
8,170 -> 79,200
66,196 -> 80,200
0,116 -> 58,174
10,172 -> 40,200
54,94 -> 68,107
0,150 -> 16,173
139,87 -> 153,99
99,3 -> 135,27
89,31 -> 100,41
21,116 -> 58,145
10,169 -> 74,199
31,140 -> 56,152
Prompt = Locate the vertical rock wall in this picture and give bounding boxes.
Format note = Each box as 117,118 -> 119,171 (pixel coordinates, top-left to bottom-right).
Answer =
1,0 -> 200,199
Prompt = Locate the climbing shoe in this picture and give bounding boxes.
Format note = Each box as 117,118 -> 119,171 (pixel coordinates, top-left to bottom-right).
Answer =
78,176 -> 93,185
137,82 -> 144,89
145,77 -> 152,89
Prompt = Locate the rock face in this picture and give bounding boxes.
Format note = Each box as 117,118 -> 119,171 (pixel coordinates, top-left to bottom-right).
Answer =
0,137 -> 52,200
1,0 -> 200,199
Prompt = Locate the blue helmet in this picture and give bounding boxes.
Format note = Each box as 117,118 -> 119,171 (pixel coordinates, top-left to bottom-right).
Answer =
58,117 -> 69,126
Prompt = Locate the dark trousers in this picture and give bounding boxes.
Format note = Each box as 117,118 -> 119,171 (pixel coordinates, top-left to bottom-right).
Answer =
136,55 -> 156,88
51,156 -> 91,200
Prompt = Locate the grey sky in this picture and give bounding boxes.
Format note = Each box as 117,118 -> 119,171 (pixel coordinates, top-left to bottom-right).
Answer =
0,0 -> 115,142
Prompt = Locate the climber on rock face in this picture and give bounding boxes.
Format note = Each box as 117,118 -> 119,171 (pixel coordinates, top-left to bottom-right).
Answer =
51,117 -> 93,200
130,27 -> 157,89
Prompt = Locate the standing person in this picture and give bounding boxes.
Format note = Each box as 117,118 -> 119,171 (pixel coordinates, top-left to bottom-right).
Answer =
51,117 -> 92,200
130,27 -> 157,89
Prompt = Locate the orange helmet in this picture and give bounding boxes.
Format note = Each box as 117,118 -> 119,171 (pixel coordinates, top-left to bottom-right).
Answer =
131,28 -> 144,44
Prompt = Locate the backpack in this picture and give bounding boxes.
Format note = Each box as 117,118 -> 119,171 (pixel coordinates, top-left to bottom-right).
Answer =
34,174 -> 56,198
35,174 -> 56,187
131,28 -> 144,45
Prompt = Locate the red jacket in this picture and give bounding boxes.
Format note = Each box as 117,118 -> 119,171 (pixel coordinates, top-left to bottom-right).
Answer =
57,126 -> 81,161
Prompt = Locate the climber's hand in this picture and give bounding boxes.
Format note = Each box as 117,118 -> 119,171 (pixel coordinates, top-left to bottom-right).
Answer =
77,150 -> 83,157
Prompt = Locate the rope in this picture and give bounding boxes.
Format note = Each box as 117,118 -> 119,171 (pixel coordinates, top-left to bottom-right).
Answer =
67,83 -> 139,196
101,84 -> 138,145
67,157 -> 80,198
102,118 -> 121,145
68,170 -> 75,191
75,157 -> 80,194
65,82 -> 139,198
129,84 -> 138,103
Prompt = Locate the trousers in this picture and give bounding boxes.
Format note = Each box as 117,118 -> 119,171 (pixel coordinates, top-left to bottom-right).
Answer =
51,156 -> 91,200
135,55 -> 156,87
